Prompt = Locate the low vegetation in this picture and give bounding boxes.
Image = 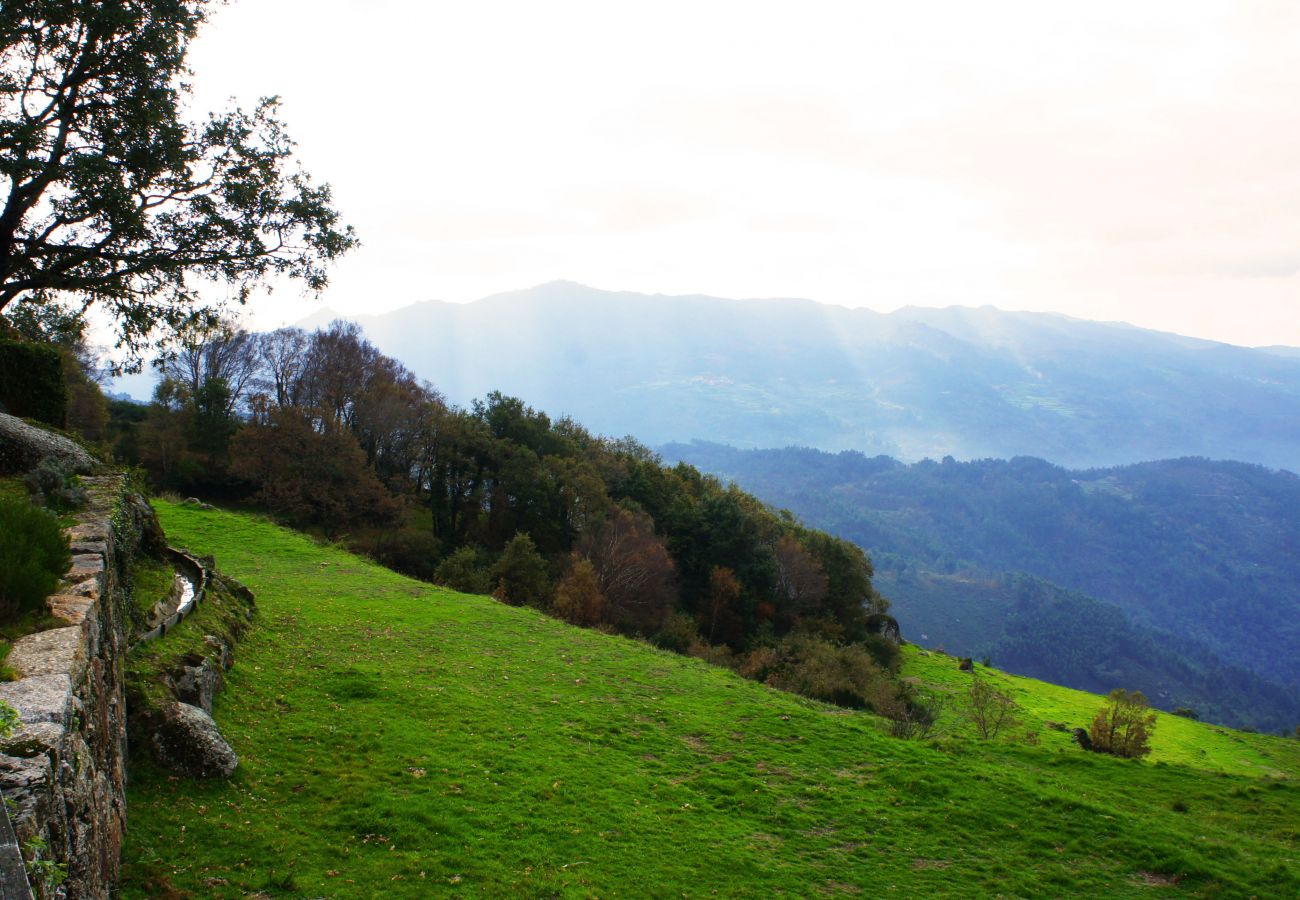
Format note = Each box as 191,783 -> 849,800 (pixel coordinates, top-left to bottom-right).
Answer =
0,496 -> 69,621
118,502 -> 1300,897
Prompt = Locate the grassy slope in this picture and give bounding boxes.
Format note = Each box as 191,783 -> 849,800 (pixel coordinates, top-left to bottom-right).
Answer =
119,503 -> 1299,898
903,648 -> 1300,779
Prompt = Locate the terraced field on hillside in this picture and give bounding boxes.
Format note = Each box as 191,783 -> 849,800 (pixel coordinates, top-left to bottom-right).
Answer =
119,502 -> 1300,897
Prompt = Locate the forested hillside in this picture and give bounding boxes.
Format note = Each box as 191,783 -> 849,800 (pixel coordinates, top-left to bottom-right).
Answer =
105,320 -> 912,715
665,443 -> 1300,733
291,282 -> 1300,471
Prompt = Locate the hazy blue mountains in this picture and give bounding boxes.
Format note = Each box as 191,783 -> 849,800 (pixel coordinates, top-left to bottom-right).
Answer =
305,282 -> 1300,472
663,443 -> 1300,732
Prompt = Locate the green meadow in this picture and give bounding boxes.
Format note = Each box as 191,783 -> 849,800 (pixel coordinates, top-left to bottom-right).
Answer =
119,502 -> 1300,897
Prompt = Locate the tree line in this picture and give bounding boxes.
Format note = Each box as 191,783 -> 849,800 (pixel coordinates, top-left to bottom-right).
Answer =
105,319 -> 905,710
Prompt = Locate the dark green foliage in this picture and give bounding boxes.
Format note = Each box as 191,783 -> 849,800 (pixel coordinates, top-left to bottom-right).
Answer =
0,339 -> 65,426
652,611 -> 701,654
1173,707 -> 1198,720
492,532 -> 551,608
23,455 -> 85,512
348,530 -> 443,582
0,498 -> 69,620
433,546 -> 495,595
759,634 -> 899,713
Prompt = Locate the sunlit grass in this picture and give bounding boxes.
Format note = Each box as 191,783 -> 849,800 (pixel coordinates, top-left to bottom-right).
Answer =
904,647 -> 1300,778
117,502 -> 1300,897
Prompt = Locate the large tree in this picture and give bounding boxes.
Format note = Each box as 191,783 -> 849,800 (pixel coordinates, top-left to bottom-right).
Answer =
0,0 -> 355,358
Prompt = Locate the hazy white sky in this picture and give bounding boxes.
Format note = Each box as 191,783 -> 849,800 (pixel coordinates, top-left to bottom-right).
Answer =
182,0 -> 1300,347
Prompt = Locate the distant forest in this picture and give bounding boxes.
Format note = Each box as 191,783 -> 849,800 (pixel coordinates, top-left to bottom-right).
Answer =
665,442 -> 1300,733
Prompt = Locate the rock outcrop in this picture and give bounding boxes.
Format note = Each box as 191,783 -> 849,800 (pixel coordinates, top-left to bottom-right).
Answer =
150,702 -> 238,779
0,412 -> 95,475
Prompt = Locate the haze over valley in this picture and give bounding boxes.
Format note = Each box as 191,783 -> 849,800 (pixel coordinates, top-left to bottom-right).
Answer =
296,281 -> 1300,472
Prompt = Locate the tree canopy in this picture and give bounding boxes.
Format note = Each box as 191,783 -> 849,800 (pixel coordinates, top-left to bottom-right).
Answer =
0,0 -> 355,357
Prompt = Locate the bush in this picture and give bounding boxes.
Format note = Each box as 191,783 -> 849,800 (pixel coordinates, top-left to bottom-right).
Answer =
861,633 -> 902,672
24,455 -> 86,512
492,533 -> 552,608
433,545 -> 495,595
0,498 -> 70,621
652,611 -> 700,654
887,688 -> 949,740
1089,688 -> 1157,758
765,634 -> 890,710
966,677 -> 1022,740
551,555 -> 606,625
0,339 -> 66,427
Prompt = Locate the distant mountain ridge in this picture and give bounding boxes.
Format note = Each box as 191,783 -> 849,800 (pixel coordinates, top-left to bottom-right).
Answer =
302,282 -> 1300,472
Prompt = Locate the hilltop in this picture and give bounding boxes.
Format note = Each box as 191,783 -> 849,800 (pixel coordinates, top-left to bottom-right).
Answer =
294,281 -> 1300,471
119,502 -> 1300,897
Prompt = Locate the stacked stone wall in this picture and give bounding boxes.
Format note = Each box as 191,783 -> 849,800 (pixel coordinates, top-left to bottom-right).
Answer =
0,476 -> 152,898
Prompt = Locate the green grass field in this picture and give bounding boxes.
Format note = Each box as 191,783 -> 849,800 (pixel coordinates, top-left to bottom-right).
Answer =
118,502 -> 1300,897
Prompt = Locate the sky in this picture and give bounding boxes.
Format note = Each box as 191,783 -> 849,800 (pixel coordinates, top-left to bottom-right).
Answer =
172,0 -> 1299,348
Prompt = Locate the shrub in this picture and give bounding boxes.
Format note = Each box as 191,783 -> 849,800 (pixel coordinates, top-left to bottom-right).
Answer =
652,611 -> 700,654
966,677 -> 1022,740
492,533 -> 552,608
861,633 -> 902,672
551,555 -> 605,625
0,498 -> 70,621
766,634 -> 890,710
1172,707 -> 1199,720
1089,688 -> 1157,758
433,545 -> 495,595
887,688 -> 949,740
24,455 -> 86,512
687,639 -> 734,668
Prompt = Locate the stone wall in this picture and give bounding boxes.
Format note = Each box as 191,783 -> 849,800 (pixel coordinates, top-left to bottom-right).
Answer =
0,476 -> 159,899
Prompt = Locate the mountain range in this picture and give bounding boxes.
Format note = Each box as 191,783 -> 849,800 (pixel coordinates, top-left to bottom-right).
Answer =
301,281 -> 1300,472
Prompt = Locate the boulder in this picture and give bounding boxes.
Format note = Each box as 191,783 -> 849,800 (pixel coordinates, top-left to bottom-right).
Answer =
151,702 -> 238,778
122,491 -> 168,554
204,634 -> 234,670
169,659 -> 224,714
1072,727 -> 1093,752
0,411 -> 96,475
